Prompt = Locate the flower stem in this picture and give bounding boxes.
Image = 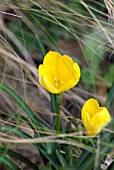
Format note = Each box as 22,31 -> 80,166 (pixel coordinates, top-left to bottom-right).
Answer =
55,93 -> 62,133
50,93 -> 56,113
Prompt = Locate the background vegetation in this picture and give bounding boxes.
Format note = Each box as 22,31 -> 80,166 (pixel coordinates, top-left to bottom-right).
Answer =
0,0 -> 114,169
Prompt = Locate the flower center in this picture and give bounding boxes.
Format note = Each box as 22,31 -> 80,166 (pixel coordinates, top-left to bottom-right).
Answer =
53,77 -> 59,88
53,78 -> 64,88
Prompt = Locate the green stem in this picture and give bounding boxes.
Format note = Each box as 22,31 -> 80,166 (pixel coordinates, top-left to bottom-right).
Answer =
55,93 -> 62,133
50,93 -> 56,113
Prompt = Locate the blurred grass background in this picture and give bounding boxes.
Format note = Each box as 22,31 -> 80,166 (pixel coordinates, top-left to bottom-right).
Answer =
0,0 -> 114,169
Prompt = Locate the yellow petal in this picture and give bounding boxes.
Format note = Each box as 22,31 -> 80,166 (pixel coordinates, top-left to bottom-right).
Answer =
58,75 -> 80,93
38,64 -> 52,83
58,56 -> 80,92
73,62 -> 81,81
39,65 -> 59,94
86,107 -> 111,136
82,111 -> 90,129
43,51 -> 61,78
58,55 -> 74,83
39,76 -> 60,94
38,51 -> 81,94
81,99 -> 99,121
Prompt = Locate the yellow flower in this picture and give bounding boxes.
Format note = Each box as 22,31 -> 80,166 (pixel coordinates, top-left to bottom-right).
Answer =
38,51 -> 80,94
81,98 -> 111,137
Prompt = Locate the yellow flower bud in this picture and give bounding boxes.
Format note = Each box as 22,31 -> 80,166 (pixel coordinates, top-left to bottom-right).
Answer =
38,51 -> 80,94
81,98 -> 111,137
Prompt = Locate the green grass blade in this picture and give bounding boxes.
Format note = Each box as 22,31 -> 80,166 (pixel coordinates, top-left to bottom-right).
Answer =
75,147 -> 95,170
35,35 -> 46,58
65,120 -> 72,133
2,125 -> 34,139
40,163 -> 52,170
45,143 -> 57,155
4,149 -> 39,170
65,146 -> 72,166
2,126 -> 59,169
0,82 -> 42,128
105,80 -> 114,112
56,149 -> 67,168
0,155 -> 22,170
13,112 -> 36,130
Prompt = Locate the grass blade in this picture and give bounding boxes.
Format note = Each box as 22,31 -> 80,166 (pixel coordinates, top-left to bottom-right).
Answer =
105,80 -> 114,112
1,149 -> 39,170
2,126 -> 59,169
0,82 -> 43,128
0,154 -> 22,170
35,35 -> 46,58
56,149 -> 67,167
